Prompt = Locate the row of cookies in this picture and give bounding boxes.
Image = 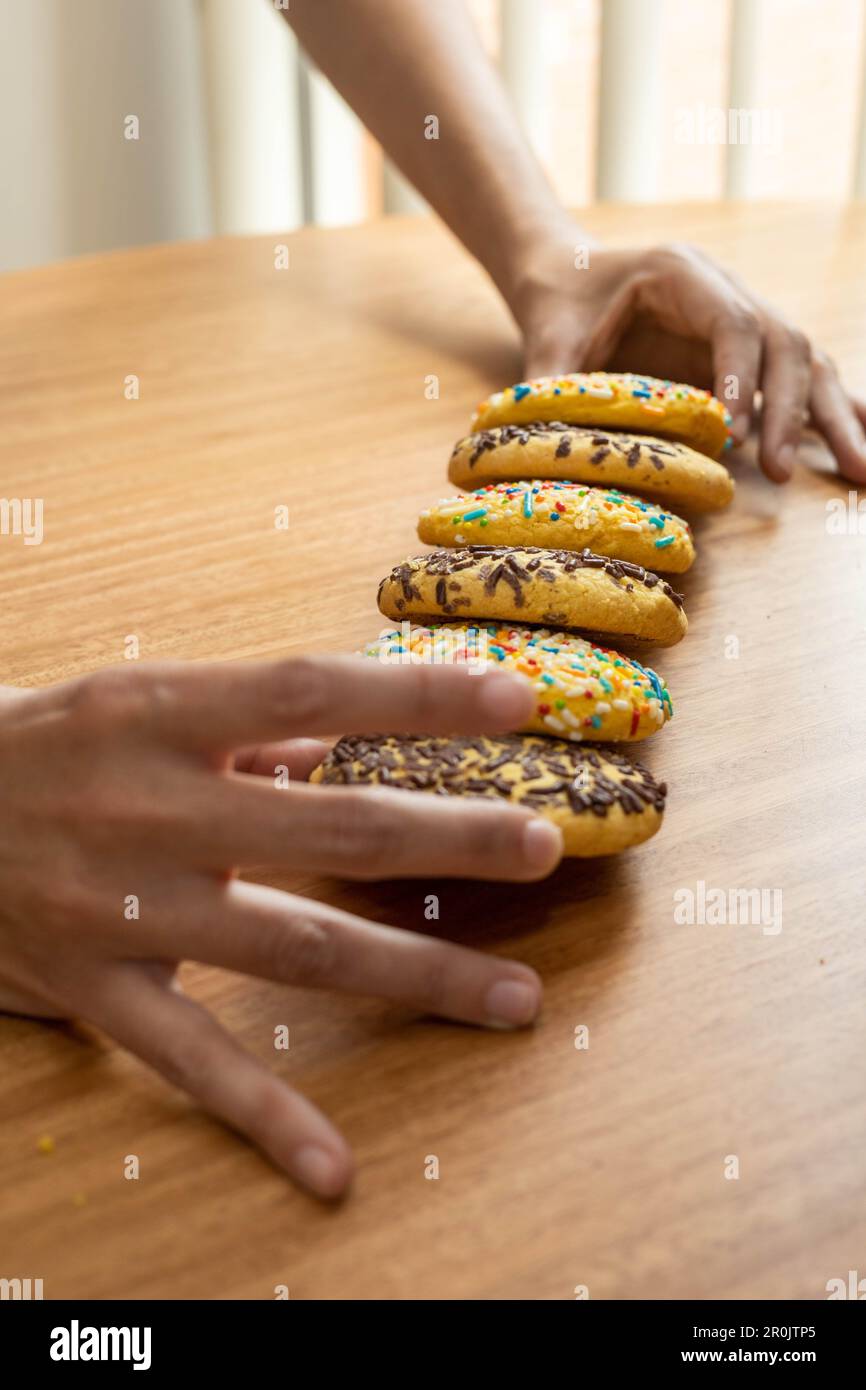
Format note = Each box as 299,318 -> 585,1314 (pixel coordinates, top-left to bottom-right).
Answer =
377,374 -> 735,648
316,372 -> 735,856
439,372 -> 734,575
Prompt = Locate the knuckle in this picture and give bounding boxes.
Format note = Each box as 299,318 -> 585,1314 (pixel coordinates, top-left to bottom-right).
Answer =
323,791 -> 393,875
273,656 -> 331,727
410,664 -> 455,725
413,951 -> 453,1015
237,1076 -> 288,1147
36,864 -> 102,935
724,304 -> 760,338
156,1032 -> 217,1097
268,914 -> 337,985
814,347 -> 837,376
649,241 -> 696,272
86,788 -> 175,851
64,667 -> 156,730
461,801 -> 522,868
767,320 -> 811,363
785,326 -> 812,362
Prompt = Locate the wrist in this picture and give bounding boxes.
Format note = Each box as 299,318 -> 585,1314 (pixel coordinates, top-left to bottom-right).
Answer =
495,208 -> 569,294
496,216 -> 599,331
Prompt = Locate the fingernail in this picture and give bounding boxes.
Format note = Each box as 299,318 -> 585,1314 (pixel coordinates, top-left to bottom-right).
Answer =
292,1144 -> 346,1199
776,444 -> 795,479
477,672 -> 534,727
484,978 -> 540,1029
523,817 -> 563,873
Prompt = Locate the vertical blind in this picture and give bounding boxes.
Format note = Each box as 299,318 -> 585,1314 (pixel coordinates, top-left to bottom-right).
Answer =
199,0 -> 866,238
2,0 -> 866,272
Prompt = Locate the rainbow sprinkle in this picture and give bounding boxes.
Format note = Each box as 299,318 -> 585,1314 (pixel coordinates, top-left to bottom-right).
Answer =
419,479 -> 691,564
361,623 -> 673,743
471,371 -> 732,454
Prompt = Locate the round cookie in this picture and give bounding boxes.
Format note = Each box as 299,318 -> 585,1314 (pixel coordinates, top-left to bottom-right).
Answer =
362,623 -> 673,741
377,546 -> 688,647
311,733 -> 667,857
470,371 -> 732,459
418,480 -> 695,573
449,423 -> 734,513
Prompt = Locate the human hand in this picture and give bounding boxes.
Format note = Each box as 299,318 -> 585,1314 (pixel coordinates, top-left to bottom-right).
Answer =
0,659 -> 561,1197
506,230 -> 866,485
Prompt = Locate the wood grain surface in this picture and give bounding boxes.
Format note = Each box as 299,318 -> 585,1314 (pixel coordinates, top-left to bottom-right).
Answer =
1,205 -> 864,1300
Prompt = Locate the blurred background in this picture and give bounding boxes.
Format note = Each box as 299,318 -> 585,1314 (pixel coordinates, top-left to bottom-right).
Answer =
2,0 -> 866,273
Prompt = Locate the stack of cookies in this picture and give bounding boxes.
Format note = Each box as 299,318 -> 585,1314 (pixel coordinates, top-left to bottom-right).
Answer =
315,372 -> 734,858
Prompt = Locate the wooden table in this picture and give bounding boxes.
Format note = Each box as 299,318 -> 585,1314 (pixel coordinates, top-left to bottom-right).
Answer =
1,205 -> 865,1301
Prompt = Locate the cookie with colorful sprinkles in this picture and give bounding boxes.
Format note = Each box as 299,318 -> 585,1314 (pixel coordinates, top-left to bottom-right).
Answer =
470,371 -> 733,460
448,422 -> 734,514
418,480 -> 695,573
311,733 -> 667,857
362,623 -> 673,742
377,546 -> 688,647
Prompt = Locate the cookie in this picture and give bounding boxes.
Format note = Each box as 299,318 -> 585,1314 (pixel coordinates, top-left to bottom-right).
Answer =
470,372 -> 732,459
377,546 -> 688,647
449,423 -> 734,513
311,733 -> 667,857
362,623 -> 673,741
418,480 -> 695,573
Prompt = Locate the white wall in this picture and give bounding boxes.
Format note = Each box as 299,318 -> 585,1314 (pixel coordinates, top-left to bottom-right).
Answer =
0,0 -> 211,271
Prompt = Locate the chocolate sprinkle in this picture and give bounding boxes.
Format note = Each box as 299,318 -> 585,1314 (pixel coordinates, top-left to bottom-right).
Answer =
455,423 -> 687,470
317,733 -> 667,818
380,545 -> 684,608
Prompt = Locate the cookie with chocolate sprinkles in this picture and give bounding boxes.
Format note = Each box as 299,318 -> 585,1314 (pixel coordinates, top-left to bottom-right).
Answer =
311,733 -> 667,857
377,546 -> 688,647
448,422 -> 734,513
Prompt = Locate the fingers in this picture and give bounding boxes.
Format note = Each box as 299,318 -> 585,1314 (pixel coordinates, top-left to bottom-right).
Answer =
655,259 -> 761,445
604,246 -> 762,439
185,776 -> 564,880
233,738 -> 329,780
139,657 -> 536,753
150,879 -> 544,1031
809,358 -> 866,484
850,394 -> 866,433
578,268 -> 645,369
82,964 -> 353,1198
714,266 -> 862,480
757,324 -> 812,482
709,306 -> 762,447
